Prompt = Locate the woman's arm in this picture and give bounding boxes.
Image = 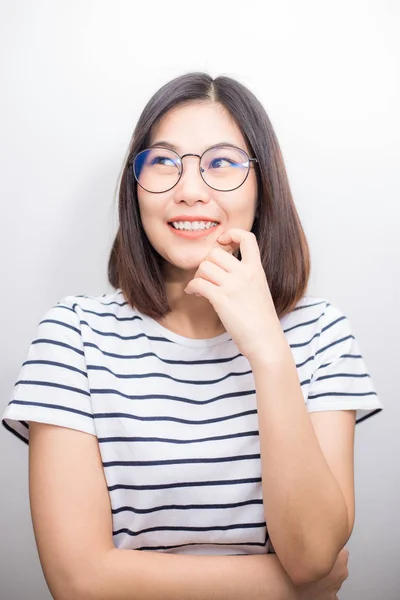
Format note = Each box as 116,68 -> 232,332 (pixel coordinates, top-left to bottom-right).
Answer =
250,346 -> 356,584
29,422 -> 299,600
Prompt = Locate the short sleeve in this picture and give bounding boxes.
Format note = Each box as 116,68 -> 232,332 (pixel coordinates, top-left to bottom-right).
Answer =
2,299 -> 95,443
306,303 -> 384,424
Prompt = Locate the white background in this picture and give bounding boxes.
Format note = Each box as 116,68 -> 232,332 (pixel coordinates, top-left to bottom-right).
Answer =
0,1 -> 399,598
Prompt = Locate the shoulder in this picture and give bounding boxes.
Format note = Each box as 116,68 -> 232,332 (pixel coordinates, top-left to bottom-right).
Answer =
45,289 -> 130,325
280,295 -> 356,363
280,295 -> 348,332
30,289 -> 132,349
44,289 -> 148,348
58,288 -> 128,313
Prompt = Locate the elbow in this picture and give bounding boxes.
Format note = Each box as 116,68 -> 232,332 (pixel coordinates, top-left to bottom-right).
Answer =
51,578 -> 98,600
61,549 -> 119,600
63,570 -> 108,600
281,525 -> 349,586
286,551 -> 338,586
46,575 -> 88,600
289,564 -> 330,587
44,562 -> 105,600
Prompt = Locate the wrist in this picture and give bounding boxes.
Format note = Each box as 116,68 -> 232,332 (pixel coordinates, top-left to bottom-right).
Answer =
247,333 -> 293,372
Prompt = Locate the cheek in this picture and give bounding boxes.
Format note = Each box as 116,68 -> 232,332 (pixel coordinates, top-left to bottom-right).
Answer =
225,189 -> 257,222
136,196 -> 156,242
228,173 -> 257,211
245,172 -> 258,206
136,196 -> 171,256
137,192 -> 163,232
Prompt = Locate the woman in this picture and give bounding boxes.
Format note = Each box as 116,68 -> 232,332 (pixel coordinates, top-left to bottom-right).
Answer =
3,72 -> 383,599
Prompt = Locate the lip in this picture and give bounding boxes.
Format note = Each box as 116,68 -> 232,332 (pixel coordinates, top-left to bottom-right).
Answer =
167,222 -> 220,239
167,215 -> 220,223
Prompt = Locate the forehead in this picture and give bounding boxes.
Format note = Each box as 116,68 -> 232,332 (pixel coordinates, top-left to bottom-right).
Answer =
149,102 -> 250,154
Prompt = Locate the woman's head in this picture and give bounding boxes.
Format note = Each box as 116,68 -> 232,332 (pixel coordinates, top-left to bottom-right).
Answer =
108,72 -> 310,319
136,101 -> 258,281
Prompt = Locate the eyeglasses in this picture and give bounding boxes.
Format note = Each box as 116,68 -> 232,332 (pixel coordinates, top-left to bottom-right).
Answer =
131,144 -> 258,193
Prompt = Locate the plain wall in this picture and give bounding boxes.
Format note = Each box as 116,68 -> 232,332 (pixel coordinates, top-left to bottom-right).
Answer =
0,1 -> 399,598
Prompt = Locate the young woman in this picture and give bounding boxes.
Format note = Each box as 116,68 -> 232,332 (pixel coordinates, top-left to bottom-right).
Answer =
3,72 -> 383,600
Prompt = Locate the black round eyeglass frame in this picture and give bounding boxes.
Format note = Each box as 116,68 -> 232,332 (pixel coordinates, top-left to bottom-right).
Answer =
129,144 -> 259,193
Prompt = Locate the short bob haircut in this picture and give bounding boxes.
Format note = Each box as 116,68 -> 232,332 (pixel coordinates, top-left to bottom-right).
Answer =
108,72 -> 310,320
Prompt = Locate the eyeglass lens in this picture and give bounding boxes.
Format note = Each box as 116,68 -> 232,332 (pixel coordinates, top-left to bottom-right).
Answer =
133,146 -> 250,192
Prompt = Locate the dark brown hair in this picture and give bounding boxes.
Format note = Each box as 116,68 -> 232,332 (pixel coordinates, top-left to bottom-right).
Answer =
108,72 -> 310,319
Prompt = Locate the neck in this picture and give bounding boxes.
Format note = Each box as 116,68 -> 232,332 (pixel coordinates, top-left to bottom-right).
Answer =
158,277 -> 225,339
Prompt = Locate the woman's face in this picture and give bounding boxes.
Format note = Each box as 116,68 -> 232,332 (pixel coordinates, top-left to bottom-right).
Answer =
137,101 -> 258,278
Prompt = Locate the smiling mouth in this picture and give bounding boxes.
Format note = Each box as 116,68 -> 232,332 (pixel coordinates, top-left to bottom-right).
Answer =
168,221 -> 220,231
167,222 -> 220,238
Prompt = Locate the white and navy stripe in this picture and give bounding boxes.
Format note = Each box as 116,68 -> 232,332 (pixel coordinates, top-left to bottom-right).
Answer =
2,289 -> 383,555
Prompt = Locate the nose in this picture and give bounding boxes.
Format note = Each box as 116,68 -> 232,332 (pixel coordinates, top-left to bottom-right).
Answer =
173,154 -> 210,203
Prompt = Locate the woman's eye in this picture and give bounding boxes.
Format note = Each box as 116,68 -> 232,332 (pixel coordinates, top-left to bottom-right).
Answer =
209,158 -> 235,168
151,156 -> 176,166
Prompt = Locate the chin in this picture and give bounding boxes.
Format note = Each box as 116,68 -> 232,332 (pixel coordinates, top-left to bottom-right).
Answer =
160,250 -> 204,271
168,258 -> 203,271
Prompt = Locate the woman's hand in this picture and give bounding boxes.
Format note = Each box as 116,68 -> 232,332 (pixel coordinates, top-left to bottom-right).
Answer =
295,548 -> 349,600
184,228 -> 288,363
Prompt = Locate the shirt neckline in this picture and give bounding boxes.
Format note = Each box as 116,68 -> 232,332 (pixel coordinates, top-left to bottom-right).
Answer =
116,288 -> 232,348
134,309 -> 232,348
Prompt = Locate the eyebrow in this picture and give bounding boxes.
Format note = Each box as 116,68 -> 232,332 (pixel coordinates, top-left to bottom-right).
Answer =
149,141 -> 180,151
149,141 -> 240,153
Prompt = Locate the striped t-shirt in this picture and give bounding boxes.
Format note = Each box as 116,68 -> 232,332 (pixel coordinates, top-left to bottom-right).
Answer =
2,289 -> 383,556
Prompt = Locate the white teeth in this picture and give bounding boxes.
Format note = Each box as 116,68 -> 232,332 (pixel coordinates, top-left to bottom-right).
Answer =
171,221 -> 218,231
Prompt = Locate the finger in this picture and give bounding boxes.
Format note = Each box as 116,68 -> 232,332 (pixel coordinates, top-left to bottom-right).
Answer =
184,277 -> 221,306
204,247 -> 240,273
215,238 -> 240,256
217,228 -> 260,265
194,259 -> 230,287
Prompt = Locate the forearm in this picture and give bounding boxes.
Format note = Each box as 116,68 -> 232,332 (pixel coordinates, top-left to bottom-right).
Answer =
250,342 -> 349,583
76,549 -> 298,600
